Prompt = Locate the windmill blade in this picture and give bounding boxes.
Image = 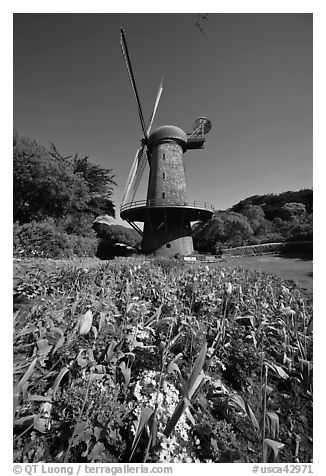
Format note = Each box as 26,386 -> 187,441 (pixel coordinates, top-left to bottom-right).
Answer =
121,146 -> 144,207
121,145 -> 148,207
146,77 -> 163,136
120,27 -> 148,141
128,150 -> 148,203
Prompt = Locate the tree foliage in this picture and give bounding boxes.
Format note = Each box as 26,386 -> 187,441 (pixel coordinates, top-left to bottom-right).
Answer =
92,223 -> 141,249
193,191 -> 313,253
279,202 -> 307,221
231,189 -> 313,220
13,130 -> 116,235
193,211 -> 253,253
239,204 -> 267,236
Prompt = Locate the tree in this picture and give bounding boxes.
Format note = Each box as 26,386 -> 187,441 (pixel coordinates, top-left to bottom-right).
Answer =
92,222 -> 141,248
231,189 -> 313,220
279,202 -> 306,221
13,131 -> 116,234
193,211 -> 253,252
273,203 -> 312,241
49,144 -> 116,219
14,133 -> 89,224
239,204 -> 267,236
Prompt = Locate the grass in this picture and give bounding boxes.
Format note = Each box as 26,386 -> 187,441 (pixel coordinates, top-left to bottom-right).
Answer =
213,254 -> 313,291
13,257 -> 313,463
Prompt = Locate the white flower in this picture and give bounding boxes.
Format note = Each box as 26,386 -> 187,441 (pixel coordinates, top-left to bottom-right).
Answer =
226,282 -> 233,297
280,306 -> 296,316
77,310 -> 93,335
281,285 -> 290,295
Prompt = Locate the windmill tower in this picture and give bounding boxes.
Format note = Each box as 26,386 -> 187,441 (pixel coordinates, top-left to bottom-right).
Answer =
120,28 -> 214,257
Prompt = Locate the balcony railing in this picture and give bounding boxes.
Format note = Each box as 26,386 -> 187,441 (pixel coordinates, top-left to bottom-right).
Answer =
120,199 -> 215,214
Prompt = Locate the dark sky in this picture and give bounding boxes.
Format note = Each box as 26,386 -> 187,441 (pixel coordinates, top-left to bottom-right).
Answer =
13,13 -> 312,224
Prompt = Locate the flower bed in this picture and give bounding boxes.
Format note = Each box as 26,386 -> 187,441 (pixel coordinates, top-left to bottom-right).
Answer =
13,258 -> 313,463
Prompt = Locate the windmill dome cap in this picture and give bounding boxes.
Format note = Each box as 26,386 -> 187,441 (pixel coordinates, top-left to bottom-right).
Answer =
148,125 -> 187,147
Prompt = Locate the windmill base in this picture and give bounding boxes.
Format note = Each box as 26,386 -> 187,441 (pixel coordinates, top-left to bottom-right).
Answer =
143,235 -> 194,257
141,211 -> 194,257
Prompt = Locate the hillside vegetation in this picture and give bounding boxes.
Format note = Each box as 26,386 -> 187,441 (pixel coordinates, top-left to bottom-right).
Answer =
193,190 -> 312,254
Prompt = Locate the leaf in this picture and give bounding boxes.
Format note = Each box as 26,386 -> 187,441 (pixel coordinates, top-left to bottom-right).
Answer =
263,438 -> 284,463
88,441 -> 107,461
37,338 -> 53,366
51,366 -> 70,401
14,414 -> 36,426
18,357 -> 37,388
13,383 -> 21,416
71,298 -> 79,318
250,331 -> 258,350
72,421 -> 88,445
187,342 -> 207,394
120,364 -> 131,387
163,399 -> 188,438
266,411 -> 280,440
148,415 -> 158,449
106,340 -> 117,363
283,352 -> 292,368
228,394 -> 259,432
98,312 -> 106,333
245,401 -> 260,433
298,358 -> 313,392
264,361 -> 289,379
185,407 -> 196,425
164,331 -> 183,353
189,371 -> 206,400
166,362 -> 182,376
52,327 -> 65,355
228,393 -> 246,412
91,325 -> 98,340
145,304 -> 163,326
129,407 -> 154,461
167,362 -> 189,399
28,394 -> 52,402
261,384 -> 274,398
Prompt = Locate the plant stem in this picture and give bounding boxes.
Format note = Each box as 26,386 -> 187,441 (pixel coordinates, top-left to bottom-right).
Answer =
261,365 -> 268,462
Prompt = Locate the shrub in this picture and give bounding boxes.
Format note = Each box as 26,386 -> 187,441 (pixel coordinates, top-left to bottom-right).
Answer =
13,220 -> 98,258
247,236 -> 261,246
14,220 -> 69,258
65,234 -> 98,257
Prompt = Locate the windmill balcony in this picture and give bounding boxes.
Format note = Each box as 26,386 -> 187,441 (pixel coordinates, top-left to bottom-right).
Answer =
120,198 -> 215,223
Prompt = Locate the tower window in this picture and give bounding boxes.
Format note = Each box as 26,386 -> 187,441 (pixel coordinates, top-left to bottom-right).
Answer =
163,172 -> 165,180
162,153 -> 166,160
162,193 -> 165,199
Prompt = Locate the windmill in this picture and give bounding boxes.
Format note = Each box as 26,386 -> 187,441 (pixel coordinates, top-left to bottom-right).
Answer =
120,28 -> 214,257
